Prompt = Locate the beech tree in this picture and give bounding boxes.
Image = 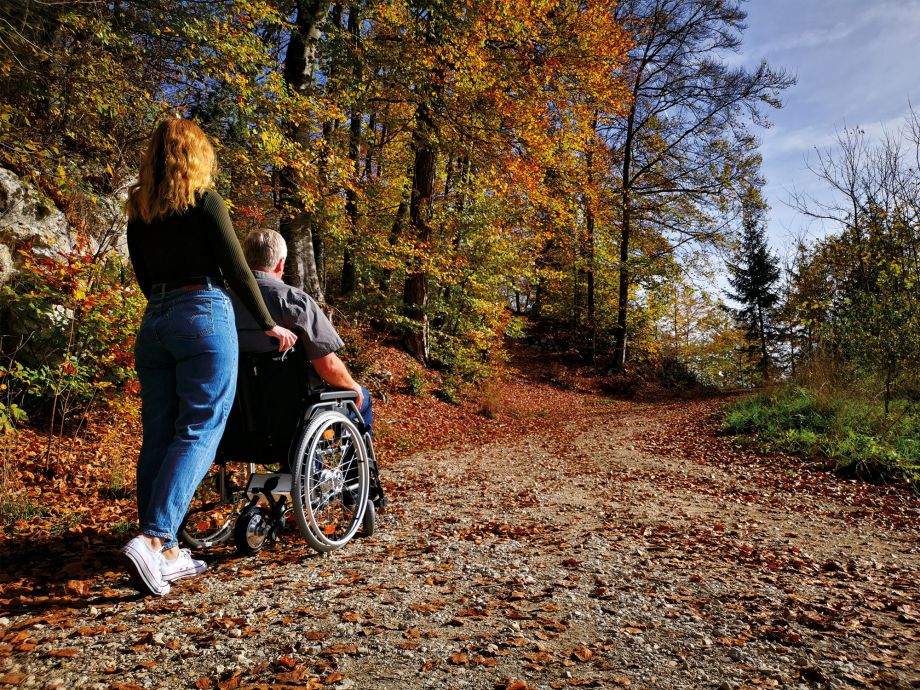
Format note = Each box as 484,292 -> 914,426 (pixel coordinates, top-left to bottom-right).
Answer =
600,0 -> 794,370
789,115 -> 920,412
278,0 -> 331,300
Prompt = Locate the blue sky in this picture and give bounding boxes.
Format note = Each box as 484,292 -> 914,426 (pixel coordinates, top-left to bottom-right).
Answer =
736,0 -> 920,259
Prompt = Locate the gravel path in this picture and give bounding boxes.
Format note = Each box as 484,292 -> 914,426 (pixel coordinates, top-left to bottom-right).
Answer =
1,397 -> 918,690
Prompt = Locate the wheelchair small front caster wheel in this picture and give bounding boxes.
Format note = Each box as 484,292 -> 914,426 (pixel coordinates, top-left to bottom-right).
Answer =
234,505 -> 270,555
361,499 -> 376,538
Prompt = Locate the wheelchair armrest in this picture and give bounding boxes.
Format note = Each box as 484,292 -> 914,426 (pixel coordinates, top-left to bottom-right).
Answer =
319,390 -> 359,402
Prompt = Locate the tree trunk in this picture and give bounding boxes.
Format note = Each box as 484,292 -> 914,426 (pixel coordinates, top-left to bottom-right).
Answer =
341,6 -> 362,297
278,0 -> 329,301
585,113 -> 597,365
363,111 -> 377,179
758,303 -> 769,382
403,104 -> 437,363
612,107 -> 636,371
341,105 -> 361,296
379,165 -> 411,293
613,196 -> 631,370
586,224 -> 595,364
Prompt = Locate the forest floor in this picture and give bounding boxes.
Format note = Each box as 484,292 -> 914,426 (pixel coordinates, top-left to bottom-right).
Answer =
0,345 -> 918,690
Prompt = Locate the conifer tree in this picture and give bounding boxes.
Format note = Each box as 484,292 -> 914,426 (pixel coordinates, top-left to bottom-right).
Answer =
725,197 -> 781,383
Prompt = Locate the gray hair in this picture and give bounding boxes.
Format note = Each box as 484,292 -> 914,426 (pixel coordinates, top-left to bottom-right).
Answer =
243,229 -> 287,270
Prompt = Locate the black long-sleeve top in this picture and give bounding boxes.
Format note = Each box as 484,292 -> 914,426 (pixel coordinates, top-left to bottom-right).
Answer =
126,190 -> 275,330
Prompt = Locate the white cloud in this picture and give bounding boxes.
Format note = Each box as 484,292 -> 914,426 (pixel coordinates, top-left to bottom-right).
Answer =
754,24 -> 856,56
761,110 -> 913,157
761,125 -> 838,156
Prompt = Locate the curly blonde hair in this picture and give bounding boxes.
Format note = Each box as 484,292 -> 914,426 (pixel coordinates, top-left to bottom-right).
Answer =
126,118 -> 216,224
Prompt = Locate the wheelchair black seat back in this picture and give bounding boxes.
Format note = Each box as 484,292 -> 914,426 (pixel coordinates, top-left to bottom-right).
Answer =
180,346 -> 385,555
218,347 -> 324,469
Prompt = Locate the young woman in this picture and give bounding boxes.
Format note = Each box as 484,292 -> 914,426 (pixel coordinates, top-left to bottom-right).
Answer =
123,118 -> 296,596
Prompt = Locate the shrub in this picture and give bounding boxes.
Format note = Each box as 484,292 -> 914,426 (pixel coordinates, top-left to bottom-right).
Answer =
723,387 -> 831,437
657,357 -> 701,389
477,379 -> 503,419
404,367 -> 427,396
436,375 -> 462,405
0,238 -> 144,429
724,384 -> 919,489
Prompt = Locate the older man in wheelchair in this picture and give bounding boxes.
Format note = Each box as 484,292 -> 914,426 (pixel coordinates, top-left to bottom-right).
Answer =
179,230 -> 385,556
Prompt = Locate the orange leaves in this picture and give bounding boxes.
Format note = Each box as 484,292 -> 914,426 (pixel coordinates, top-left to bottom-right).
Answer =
63,580 -> 91,597
45,648 -> 80,658
0,673 -> 28,686
470,654 -> 499,667
320,643 -> 358,658
570,646 -> 593,662
420,658 -> 441,673
500,681 -> 531,690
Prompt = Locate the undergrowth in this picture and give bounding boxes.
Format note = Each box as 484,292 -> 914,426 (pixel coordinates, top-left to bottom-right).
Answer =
724,386 -> 920,489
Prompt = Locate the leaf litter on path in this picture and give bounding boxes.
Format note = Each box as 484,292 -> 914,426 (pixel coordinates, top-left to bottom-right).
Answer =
1,348 -> 918,689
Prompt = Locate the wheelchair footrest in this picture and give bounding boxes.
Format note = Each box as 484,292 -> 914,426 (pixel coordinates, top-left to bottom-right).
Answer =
246,473 -> 292,501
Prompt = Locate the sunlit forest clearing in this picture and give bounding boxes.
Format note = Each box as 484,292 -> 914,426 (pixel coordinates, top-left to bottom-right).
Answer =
0,0 -> 918,687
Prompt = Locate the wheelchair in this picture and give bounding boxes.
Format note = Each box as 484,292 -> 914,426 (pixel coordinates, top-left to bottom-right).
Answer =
179,346 -> 386,556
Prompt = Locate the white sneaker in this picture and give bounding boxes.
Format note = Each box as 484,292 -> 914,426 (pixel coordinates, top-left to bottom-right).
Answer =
160,548 -> 208,582
122,536 -> 171,596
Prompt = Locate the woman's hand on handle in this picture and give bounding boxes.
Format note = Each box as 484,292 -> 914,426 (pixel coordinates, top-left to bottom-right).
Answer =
264,325 -> 297,352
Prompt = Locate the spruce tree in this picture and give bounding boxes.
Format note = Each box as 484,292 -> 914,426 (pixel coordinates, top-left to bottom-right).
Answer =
726,200 -> 781,383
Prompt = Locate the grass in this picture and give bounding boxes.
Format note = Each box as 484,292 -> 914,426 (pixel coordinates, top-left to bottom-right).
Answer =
0,495 -> 49,525
478,381 -> 502,420
50,511 -> 85,536
437,376 -> 462,405
102,464 -> 135,500
112,520 -> 135,534
724,385 -> 920,488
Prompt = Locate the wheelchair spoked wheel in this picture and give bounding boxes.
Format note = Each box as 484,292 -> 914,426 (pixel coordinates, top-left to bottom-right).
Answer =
291,411 -> 370,553
180,462 -> 254,549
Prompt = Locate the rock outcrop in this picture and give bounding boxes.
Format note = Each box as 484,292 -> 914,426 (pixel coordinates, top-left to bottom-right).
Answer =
0,168 -> 75,284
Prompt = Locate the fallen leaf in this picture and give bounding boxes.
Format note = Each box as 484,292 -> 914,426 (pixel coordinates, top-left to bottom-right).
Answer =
571,647 -> 593,662
64,580 -> 90,596
46,649 -> 80,658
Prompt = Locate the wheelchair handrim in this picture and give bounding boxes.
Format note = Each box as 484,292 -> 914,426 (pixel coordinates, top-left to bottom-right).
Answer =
291,411 -> 370,551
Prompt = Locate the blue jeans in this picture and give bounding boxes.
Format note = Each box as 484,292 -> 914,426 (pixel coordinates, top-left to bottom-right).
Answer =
134,285 -> 238,549
357,386 -> 373,432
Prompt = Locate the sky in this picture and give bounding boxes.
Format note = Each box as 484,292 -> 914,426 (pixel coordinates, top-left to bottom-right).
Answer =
735,0 -> 920,260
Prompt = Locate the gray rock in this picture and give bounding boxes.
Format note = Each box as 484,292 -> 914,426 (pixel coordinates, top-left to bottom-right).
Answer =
0,168 -> 73,270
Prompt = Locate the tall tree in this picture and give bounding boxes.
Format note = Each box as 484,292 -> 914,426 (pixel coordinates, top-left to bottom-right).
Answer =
788,114 -> 920,412
279,0 -> 330,300
601,0 -> 793,370
725,196 -> 781,383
